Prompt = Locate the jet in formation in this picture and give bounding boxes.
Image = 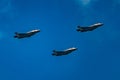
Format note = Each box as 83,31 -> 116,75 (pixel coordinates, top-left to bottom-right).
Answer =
52,47 -> 77,56
14,29 -> 40,39
76,23 -> 103,32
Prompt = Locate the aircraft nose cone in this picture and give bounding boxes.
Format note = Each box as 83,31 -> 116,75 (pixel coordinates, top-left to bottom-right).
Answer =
36,29 -> 40,32
74,48 -> 77,50
101,23 -> 104,25
37,30 -> 40,32
72,48 -> 77,51
98,23 -> 104,26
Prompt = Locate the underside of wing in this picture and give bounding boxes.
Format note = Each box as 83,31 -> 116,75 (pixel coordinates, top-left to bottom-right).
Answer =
14,32 -> 28,39
18,33 -> 26,36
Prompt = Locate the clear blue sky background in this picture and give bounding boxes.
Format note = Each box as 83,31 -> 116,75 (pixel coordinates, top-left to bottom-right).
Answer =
0,0 -> 120,80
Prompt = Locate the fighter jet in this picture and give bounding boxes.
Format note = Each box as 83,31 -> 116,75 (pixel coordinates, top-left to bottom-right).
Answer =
52,47 -> 77,56
76,23 -> 103,32
14,29 -> 40,39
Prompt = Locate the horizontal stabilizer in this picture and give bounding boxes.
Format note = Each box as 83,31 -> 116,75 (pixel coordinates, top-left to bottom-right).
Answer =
15,32 -> 18,34
77,26 -> 81,28
53,50 -> 56,52
14,36 -> 17,38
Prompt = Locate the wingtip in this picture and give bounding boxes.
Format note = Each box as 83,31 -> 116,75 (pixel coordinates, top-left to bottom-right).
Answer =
53,50 -> 56,52
15,32 -> 18,34
14,36 -> 17,38
77,26 -> 81,28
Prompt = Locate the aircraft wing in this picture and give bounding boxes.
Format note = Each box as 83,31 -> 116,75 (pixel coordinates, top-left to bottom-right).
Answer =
54,51 -> 64,53
15,32 -> 27,36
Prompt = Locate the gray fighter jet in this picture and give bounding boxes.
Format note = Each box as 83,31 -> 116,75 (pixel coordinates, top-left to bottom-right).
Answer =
14,29 -> 40,39
76,23 -> 103,32
52,47 -> 77,56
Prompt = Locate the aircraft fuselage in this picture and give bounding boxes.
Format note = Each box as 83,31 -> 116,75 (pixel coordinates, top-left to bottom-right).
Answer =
14,29 -> 40,39
76,23 -> 103,32
52,47 -> 77,56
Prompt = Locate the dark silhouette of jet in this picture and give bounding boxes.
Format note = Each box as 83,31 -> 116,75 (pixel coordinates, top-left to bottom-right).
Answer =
76,23 -> 103,32
14,29 -> 40,39
52,47 -> 77,56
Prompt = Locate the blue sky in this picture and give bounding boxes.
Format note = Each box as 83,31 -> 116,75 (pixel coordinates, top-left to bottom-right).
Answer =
0,0 -> 120,80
